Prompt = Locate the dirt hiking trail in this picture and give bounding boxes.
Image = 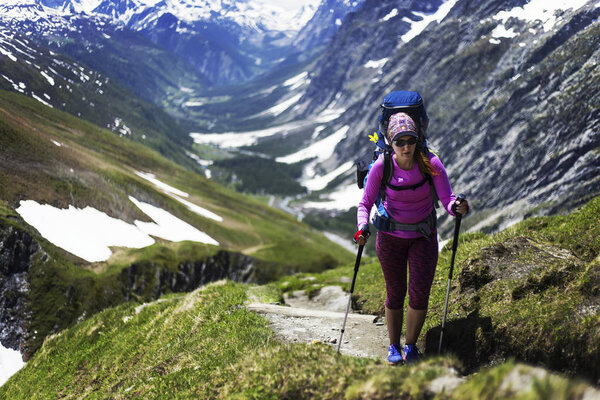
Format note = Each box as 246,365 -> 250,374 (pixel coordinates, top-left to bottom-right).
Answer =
247,285 -> 390,360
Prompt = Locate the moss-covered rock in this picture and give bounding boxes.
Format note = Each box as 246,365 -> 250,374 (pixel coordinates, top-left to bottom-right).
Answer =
425,197 -> 600,383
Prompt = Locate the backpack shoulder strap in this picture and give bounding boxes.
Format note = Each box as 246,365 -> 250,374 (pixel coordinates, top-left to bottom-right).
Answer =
424,149 -> 441,208
379,148 -> 394,200
426,174 -> 440,209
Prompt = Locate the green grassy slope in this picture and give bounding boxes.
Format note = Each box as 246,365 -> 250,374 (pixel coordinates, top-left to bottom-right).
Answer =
1,281 -> 597,399
2,197 -> 597,398
0,89 -> 351,265
0,89 -> 353,355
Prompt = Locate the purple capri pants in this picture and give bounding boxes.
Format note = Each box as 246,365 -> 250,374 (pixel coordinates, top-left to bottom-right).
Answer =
376,231 -> 438,310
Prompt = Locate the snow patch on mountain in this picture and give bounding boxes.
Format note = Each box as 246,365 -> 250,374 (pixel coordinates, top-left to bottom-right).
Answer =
401,0 -> 458,43
135,171 -> 223,222
31,92 -> 53,107
491,24 -> 518,40
276,125 -> 349,164
0,344 -> 24,387
261,93 -> 303,116
0,46 -> 17,62
284,71 -> 310,89
135,171 -> 189,198
15,200 -> 155,262
364,58 -> 388,69
380,8 -> 398,22
128,197 -> 219,246
191,125 -> 288,148
228,0 -> 321,32
40,70 -> 55,85
303,182 -> 361,210
493,0 -> 591,32
302,161 -> 353,191
15,198 -> 219,263
190,108 -> 346,149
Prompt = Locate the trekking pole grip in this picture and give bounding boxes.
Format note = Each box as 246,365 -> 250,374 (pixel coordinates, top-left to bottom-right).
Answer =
449,194 -> 466,279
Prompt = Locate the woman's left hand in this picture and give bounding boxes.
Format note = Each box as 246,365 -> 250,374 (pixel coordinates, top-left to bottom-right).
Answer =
454,198 -> 469,215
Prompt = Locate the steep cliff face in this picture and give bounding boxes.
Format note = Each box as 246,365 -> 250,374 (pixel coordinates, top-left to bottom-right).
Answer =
0,224 -> 39,353
0,219 -> 259,358
119,251 -> 257,302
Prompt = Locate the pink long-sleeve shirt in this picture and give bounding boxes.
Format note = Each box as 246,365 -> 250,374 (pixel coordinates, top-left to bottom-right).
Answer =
357,152 -> 457,239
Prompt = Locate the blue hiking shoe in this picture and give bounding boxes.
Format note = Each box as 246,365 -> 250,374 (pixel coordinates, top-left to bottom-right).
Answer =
403,344 -> 420,364
387,344 -> 403,365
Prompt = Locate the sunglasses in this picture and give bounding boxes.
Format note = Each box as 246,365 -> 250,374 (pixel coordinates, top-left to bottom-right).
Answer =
393,137 -> 417,147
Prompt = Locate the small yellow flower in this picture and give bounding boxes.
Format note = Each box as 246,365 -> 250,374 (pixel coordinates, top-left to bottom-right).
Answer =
368,131 -> 379,143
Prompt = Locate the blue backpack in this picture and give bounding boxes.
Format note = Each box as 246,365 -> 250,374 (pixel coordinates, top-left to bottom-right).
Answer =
356,91 -> 439,235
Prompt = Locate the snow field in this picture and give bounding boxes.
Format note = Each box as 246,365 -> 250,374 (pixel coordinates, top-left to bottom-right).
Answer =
401,0 -> 458,43
189,106 -> 346,149
303,182 -> 362,211
134,171 -> 223,222
129,197 -> 219,245
0,344 -> 24,387
283,71 -> 309,90
489,0 -> 594,44
276,125 -> 349,164
364,58 -> 388,69
15,171 -> 225,262
302,161 -> 354,191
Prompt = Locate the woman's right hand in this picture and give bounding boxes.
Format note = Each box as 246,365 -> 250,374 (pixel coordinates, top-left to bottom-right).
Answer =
353,225 -> 370,246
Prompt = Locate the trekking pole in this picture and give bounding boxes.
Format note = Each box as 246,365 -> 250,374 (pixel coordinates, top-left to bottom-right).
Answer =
337,244 -> 364,353
439,194 -> 466,354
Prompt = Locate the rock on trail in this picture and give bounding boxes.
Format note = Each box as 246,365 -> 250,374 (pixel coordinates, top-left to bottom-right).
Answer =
247,285 -> 389,360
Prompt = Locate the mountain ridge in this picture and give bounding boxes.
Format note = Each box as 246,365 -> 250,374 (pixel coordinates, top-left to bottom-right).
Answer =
3,0 -> 363,85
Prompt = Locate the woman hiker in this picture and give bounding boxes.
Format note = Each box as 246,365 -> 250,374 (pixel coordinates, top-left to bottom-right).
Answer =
354,112 -> 469,365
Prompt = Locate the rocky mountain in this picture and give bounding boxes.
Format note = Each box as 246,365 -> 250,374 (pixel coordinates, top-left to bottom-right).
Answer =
200,0 -> 599,239
298,0 -> 446,115
292,0 -> 364,60
305,0 -> 600,230
0,1 -> 210,107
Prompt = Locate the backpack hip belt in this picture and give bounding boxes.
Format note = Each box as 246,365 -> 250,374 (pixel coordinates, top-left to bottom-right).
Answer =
372,209 -> 437,239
